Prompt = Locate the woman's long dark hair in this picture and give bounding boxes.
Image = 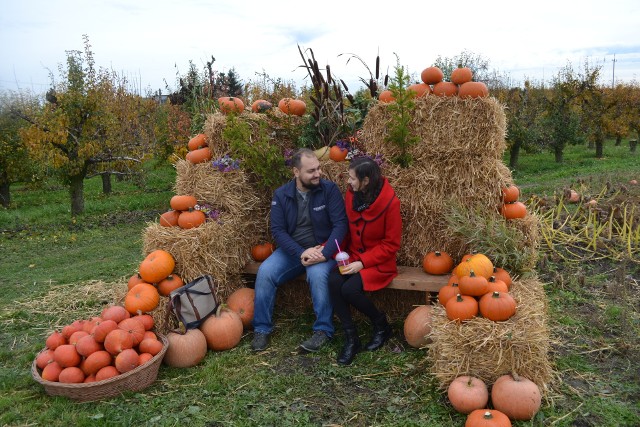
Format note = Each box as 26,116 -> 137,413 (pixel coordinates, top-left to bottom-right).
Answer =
350,156 -> 383,208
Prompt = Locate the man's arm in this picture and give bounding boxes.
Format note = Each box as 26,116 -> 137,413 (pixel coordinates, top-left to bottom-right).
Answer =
270,192 -> 305,258
320,183 -> 348,260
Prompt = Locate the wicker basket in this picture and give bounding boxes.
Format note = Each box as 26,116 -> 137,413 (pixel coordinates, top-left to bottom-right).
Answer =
32,334 -> 168,402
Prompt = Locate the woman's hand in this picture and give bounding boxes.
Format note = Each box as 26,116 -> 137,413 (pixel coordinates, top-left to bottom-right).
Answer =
340,261 -> 364,275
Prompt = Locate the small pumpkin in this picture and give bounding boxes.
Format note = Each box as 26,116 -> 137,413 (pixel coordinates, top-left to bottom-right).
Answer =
81,350 -> 112,376
185,146 -> 213,164
59,366 -> 85,384
115,348 -> 140,373
103,329 -> 134,355
118,317 -> 146,345
138,338 -> 163,356
448,375 -> 489,414
53,344 -> 81,368
95,365 -> 120,381
251,242 -> 275,261
486,276 -> 509,294
127,273 -> 146,290
459,81 -> 489,98
157,274 -> 185,297
378,90 -> 395,103
75,335 -> 102,357
445,294 -> 478,321
199,305 -> 244,351
45,331 -> 66,350
501,184 -> 520,203
226,287 -> 255,329
451,66 -> 473,85
459,271 -> 489,297
218,96 -> 245,114
170,195 -> 197,211
479,291 -> 516,322
420,66 -> 444,85
251,99 -> 272,113
159,210 -> 181,227
101,305 -> 130,323
278,98 -> 306,116
91,319 -> 118,343
433,81 -> 458,97
187,134 -> 207,151
437,282 -> 460,307
403,305 -> 433,348
465,409 -> 512,427
124,282 -> 160,315
139,249 -> 175,284
407,83 -> 432,98
455,254 -> 494,279
493,267 -> 512,289
422,251 -> 454,275
163,328 -> 208,368
565,189 -> 580,203
500,202 -> 527,220
491,373 -> 541,420
178,208 -> 206,229
36,349 -> 56,369
41,361 -> 63,381
329,145 -> 348,162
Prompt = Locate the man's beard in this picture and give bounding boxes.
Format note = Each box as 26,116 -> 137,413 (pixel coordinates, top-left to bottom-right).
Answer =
300,177 -> 320,190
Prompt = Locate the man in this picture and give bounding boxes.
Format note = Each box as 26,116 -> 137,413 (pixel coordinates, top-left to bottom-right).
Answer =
252,148 -> 348,352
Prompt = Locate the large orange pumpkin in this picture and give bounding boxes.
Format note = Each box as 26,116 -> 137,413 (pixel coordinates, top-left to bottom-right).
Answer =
451,66 -> 473,85
420,66 -> 444,85
422,251 -> 454,275
185,147 -> 212,164
455,254 -> 494,279
163,328 -> 208,368
139,249 -> 175,284
199,306 -> 244,351
124,282 -> 160,315
491,373 -> 541,420
278,98 -> 306,116
178,208 -> 206,229
187,134 -> 207,151
433,81 -> 458,97
226,287 -> 255,329
407,83 -> 432,98
458,81 -> 489,99
447,375 -> 489,414
329,145 -> 348,162
403,305 -> 433,348
170,195 -> 197,211
251,242 -> 274,261
218,97 -> 245,114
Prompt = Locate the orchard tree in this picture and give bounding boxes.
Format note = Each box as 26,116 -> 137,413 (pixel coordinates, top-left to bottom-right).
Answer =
432,50 -> 491,83
14,36 -> 147,215
624,80 -> 640,146
605,84 -> 631,146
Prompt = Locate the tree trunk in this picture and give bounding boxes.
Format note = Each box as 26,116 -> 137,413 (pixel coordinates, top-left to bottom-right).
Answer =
595,137 -> 604,158
554,145 -> 564,163
101,172 -> 112,194
631,139 -> 638,153
69,173 -> 85,216
615,135 -> 622,146
587,140 -> 594,149
0,169 -> 10,208
509,141 -> 521,169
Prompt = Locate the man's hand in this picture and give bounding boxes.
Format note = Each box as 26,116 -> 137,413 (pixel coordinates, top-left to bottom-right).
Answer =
301,245 -> 326,266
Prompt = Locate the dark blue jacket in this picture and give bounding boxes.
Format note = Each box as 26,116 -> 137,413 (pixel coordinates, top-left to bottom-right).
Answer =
270,178 -> 347,260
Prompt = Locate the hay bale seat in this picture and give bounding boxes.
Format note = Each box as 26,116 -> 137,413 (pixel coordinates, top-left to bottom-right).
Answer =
428,275 -> 553,394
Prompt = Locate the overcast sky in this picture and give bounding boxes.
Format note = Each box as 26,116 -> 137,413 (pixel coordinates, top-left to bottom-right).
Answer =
1,0 -> 639,96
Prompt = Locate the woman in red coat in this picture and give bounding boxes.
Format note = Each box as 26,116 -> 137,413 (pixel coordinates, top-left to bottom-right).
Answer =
328,156 -> 402,365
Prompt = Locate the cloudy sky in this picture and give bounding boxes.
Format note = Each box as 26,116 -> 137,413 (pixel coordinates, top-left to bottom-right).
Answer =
1,0 -> 639,96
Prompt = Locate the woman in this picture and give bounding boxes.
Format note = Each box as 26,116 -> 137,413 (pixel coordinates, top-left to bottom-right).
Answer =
328,156 -> 402,365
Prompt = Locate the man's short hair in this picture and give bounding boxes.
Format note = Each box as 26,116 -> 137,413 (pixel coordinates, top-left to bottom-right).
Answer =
291,148 -> 316,169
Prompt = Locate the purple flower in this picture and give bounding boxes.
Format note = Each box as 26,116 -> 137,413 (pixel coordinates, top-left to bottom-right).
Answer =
211,155 -> 240,172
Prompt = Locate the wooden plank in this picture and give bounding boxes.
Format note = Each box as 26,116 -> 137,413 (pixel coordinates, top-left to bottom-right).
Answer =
243,262 -> 447,293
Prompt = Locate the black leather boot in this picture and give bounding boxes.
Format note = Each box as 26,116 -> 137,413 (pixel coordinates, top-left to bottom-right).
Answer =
337,328 -> 361,365
365,314 -> 392,351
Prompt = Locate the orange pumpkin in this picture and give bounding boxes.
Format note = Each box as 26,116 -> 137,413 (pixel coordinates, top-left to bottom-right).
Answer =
278,98 -> 306,116
187,134 -> 207,151
157,274 -> 185,297
170,195 -> 197,211
103,329 -> 135,356
501,184 -> 520,203
226,287 -> 255,329
178,208 -> 206,229
407,83 -> 432,98
329,145 -> 348,162
422,251 -> 454,275
447,375 -> 489,414
41,361 -> 63,381
36,349 -> 56,369
95,365 -> 120,381
139,249 -> 175,284
118,317 -> 146,345
403,305 -> 433,348
500,202 -> 527,220
378,90 -> 395,103
218,97 -> 245,114
45,331 -> 66,350
479,291 -> 516,321
433,81 -> 458,97
486,276 -> 509,294
186,147 -> 212,164
75,335 -> 101,357
465,410 -> 512,427
59,366 -> 85,384
459,271 -> 489,297
124,283 -> 160,315
493,267 -> 512,289
199,306 -> 244,351
491,373 -> 541,420
420,66 -> 444,85
445,294 -> 478,321
138,338 -> 163,356
251,242 -> 275,261
159,210 -> 181,227
455,254 -> 494,279
458,81 -> 489,99
53,344 -> 81,368
81,350 -> 112,376
101,305 -> 130,323
251,99 -> 273,113
451,66 -> 473,85
127,273 -> 145,290
163,328 -> 208,368
115,348 -> 140,373
437,282 -> 460,307
91,319 -> 118,343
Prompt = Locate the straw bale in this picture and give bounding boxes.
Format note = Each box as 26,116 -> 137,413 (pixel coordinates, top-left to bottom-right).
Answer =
428,275 -> 553,394
142,216 -> 254,298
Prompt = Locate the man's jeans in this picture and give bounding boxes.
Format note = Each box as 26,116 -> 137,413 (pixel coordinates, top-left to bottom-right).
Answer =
253,247 -> 335,336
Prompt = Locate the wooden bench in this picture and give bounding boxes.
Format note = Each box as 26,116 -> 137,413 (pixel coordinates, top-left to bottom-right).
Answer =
243,261 -> 447,293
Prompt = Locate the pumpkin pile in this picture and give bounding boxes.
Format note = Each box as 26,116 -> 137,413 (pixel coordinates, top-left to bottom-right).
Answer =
159,195 -> 207,229
34,305 -> 164,384
500,184 -> 527,220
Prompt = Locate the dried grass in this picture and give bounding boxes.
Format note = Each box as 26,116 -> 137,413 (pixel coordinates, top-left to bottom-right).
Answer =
428,275 -> 553,394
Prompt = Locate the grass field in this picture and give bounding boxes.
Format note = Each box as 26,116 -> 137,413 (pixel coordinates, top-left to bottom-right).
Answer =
0,143 -> 638,426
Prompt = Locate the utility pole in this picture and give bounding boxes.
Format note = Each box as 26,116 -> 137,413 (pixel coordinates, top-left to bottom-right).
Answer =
612,54 -> 616,88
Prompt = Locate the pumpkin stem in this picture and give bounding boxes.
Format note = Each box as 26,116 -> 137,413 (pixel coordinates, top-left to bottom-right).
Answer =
489,276 -> 496,283
492,291 -> 501,298
435,251 -> 441,256
483,411 -> 493,419
512,371 -> 521,382
469,270 -> 476,277
456,294 -> 463,302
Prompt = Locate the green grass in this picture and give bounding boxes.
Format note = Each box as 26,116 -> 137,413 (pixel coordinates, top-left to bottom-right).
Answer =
1,151 -> 639,426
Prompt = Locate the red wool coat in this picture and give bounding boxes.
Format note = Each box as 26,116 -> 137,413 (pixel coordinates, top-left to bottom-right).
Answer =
343,177 -> 402,291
